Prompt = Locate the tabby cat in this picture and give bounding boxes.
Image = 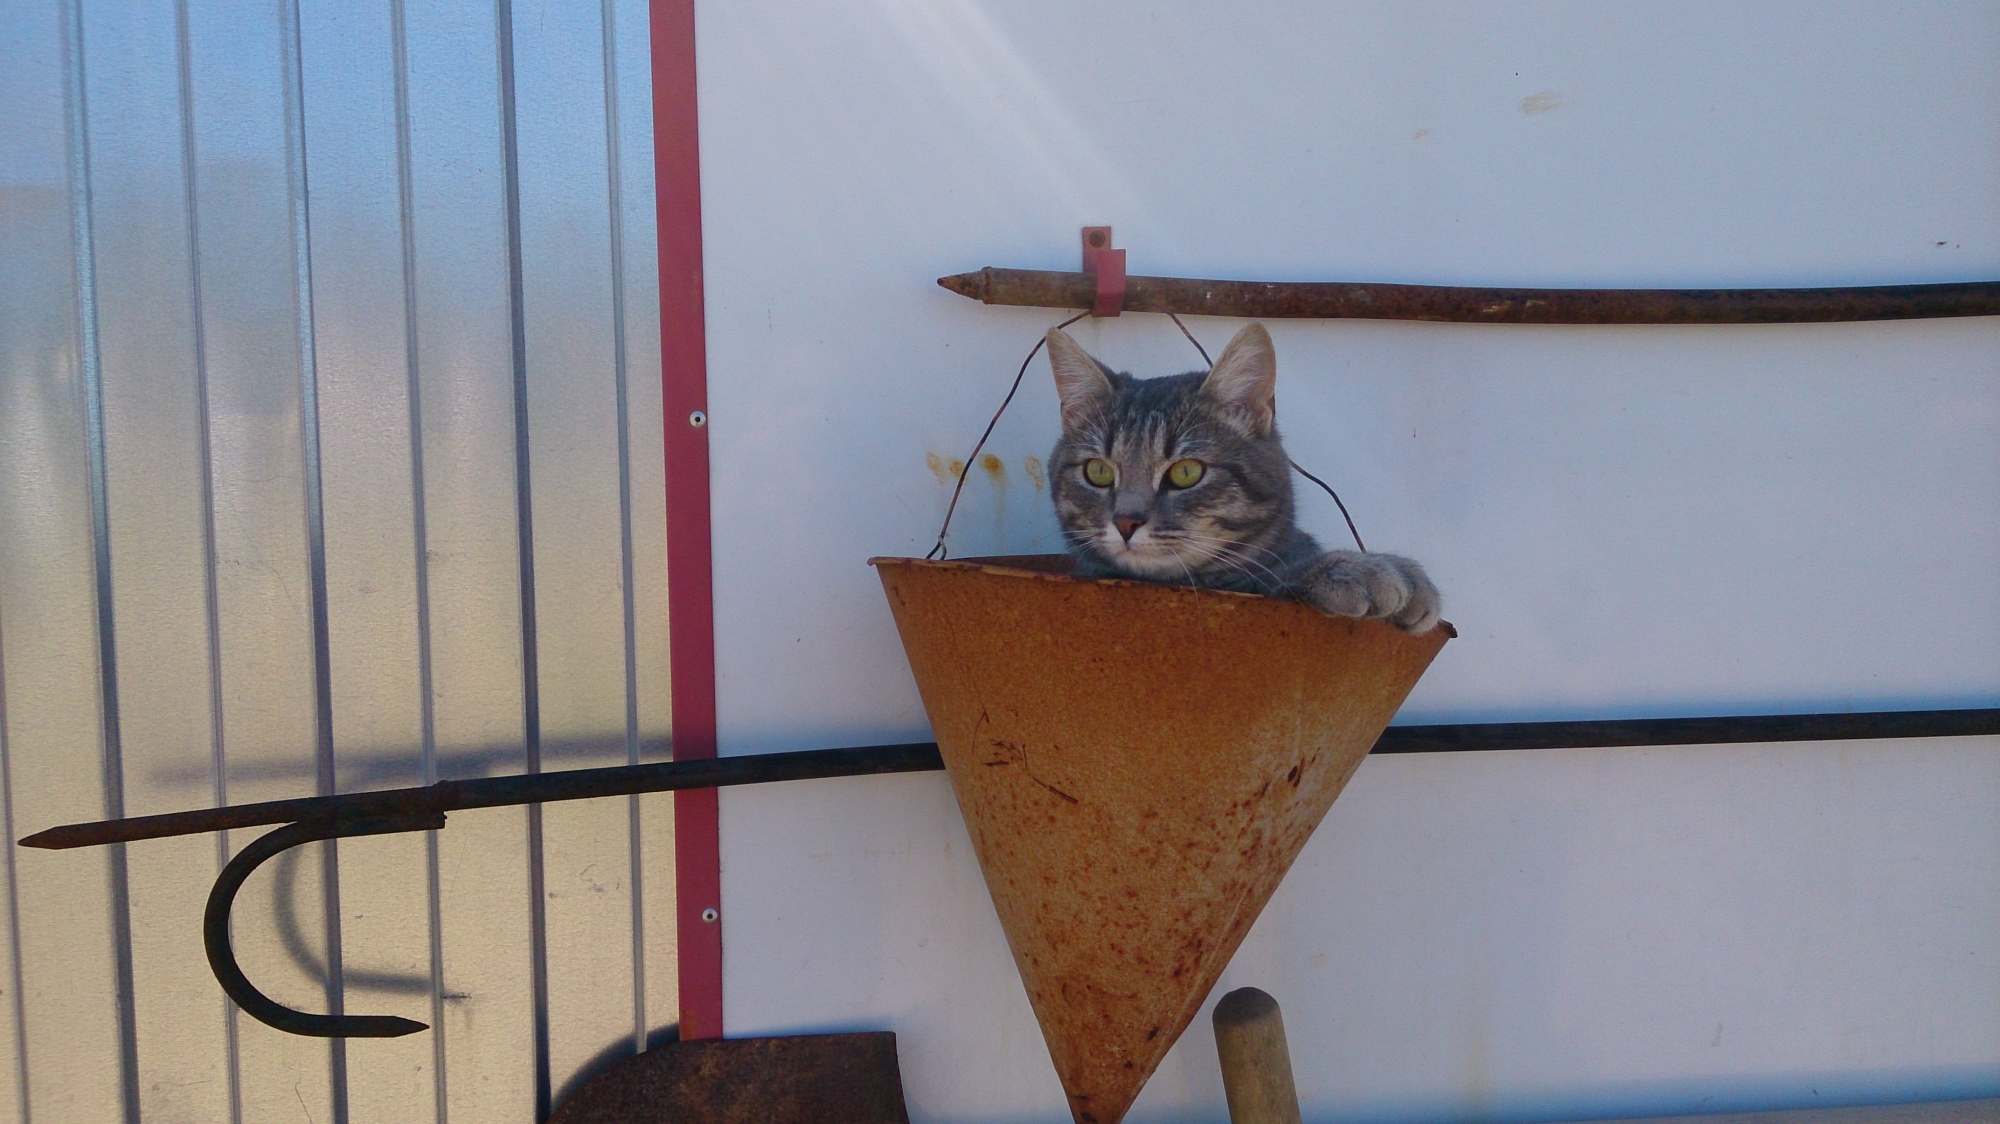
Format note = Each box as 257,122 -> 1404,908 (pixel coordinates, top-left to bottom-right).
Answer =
1047,322 -> 1441,633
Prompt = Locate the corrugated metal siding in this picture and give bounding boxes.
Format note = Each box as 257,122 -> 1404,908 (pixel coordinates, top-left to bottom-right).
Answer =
0,0 -> 673,1117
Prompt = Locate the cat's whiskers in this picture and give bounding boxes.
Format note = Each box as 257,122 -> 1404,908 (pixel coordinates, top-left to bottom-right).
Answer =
1212,533 -> 1293,569
1117,544 -> 1194,580
1199,536 -> 1292,590
1167,555 -> 1200,587
1133,525 -> 1196,560
1196,549 -> 1284,592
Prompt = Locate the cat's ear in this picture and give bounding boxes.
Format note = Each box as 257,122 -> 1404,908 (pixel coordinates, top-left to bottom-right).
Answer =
1047,328 -> 1113,426
1200,322 -> 1277,435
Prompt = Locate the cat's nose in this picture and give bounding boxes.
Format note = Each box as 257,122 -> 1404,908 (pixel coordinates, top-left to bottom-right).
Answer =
1114,515 -> 1147,542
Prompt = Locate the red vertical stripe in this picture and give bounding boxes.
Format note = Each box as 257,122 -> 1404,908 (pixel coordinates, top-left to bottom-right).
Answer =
649,0 -> 723,1040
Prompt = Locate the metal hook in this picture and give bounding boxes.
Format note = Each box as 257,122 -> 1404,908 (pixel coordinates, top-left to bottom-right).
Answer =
205,812 -> 445,1037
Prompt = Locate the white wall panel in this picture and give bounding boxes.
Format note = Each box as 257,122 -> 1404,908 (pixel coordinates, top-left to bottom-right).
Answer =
294,0 -> 440,1116
181,0 -> 344,1114
697,3 -> 2000,1122
1186,737 -> 2000,1124
0,0 -> 132,1110
606,0 -> 679,1047
77,0 -> 243,1112
0,0 -> 670,1116
0,9 -> 62,1113
509,0 -> 659,1105
399,0 -> 541,1116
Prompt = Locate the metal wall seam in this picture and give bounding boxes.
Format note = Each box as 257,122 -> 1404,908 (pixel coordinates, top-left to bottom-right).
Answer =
400,0 -> 537,1111
612,0 -> 676,1045
0,615 -> 31,1124
601,0 -> 651,1062
276,0 -> 350,1113
491,0 -> 553,1112
178,0 -> 334,1110
169,0 -> 245,1111
513,0 -> 644,1098
387,0 -> 452,1114
87,0 -> 240,1114
58,0 -> 143,1112
624,0 -> 684,1064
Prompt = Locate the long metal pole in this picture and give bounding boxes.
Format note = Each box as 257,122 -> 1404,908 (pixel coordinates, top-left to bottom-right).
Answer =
939,268 -> 2000,324
24,708 -> 1999,852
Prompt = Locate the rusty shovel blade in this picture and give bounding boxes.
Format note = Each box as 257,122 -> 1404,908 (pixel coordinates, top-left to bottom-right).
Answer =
872,555 -> 1451,1124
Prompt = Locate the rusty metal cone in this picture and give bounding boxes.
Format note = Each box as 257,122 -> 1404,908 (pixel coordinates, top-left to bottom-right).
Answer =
872,556 -> 1452,1124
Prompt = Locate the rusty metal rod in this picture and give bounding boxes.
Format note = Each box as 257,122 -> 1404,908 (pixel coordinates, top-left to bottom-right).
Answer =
21,708 -> 1998,852
1369,707 -> 2000,754
21,742 -> 945,851
205,813 -> 444,1037
937,268 -> 2000,324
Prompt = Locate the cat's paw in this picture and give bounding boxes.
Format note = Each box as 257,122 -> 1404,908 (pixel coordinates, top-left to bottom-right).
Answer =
1299,551 -> 1442,633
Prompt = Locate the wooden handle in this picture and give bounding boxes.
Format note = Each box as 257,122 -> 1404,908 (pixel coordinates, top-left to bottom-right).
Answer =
1213,988 -> 1303,1124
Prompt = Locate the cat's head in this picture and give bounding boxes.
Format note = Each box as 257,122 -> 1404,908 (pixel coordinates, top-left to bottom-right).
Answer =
1047,322 -> 1296,582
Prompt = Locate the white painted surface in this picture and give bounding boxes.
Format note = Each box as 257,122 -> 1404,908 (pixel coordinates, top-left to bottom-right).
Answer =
700,3 -> 2000,1122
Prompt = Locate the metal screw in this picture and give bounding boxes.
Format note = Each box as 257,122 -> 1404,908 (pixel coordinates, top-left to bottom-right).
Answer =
700,907 -> 719,923
689,410 -> 707,428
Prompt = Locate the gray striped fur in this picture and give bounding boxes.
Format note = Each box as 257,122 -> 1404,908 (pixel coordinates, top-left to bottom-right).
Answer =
1047,323 -> 1441,632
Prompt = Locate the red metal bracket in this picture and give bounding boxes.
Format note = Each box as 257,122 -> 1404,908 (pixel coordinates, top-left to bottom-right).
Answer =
1081,226 -> 1125,317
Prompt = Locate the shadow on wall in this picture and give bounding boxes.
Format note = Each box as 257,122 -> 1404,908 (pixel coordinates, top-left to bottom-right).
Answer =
143,732 -> 667,795
174,733 -> 670,1053
259,848 -> 679,1124
552,1022 -> 682,1117
264,844 -> 435,997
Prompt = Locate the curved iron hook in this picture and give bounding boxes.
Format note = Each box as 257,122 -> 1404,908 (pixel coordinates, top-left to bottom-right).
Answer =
205,812 -> 445,1037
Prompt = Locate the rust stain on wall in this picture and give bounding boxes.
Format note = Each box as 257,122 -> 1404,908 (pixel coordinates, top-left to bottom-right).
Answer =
1519,90 -> 1566,114
927,452 -> 966,484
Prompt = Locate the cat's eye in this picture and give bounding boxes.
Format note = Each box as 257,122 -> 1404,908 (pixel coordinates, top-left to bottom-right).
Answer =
1166,459 -> 1206,488
1084,458 -> 1115,487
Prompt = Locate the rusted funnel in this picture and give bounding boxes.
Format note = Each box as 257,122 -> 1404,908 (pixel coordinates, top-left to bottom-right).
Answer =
871,555 -> 1451,1124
